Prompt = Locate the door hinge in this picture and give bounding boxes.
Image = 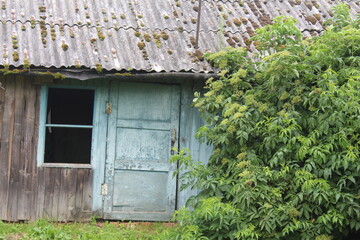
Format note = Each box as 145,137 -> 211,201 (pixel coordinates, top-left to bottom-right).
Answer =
101,183 -> 108,196
105,102 -> 112,114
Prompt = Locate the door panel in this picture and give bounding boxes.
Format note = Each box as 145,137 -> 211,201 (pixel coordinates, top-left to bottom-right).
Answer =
115,128 -> 170,161
116,83 -> 172,121
112,170 -> 168,212
104,82 -> 180,221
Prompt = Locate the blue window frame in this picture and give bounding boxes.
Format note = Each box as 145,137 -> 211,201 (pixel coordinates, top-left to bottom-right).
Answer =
37,85 -> 96,168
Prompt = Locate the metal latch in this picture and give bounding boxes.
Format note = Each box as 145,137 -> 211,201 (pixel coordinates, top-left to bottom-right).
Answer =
101,184 -> 108,196
105,102 -> 112,114
171,129 -> 177,155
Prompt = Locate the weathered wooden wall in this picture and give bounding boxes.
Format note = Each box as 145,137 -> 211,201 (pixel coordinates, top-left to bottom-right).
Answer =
0,75 -> 211,221
177,80 -> 212,208
36,168 -> 93,221
0,75 -> 92,221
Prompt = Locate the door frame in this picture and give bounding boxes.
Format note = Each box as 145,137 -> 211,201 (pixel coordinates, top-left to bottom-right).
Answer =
102,81 -> 181,221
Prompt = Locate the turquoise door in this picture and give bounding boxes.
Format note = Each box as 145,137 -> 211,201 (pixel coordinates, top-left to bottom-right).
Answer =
103,82 -> 180,221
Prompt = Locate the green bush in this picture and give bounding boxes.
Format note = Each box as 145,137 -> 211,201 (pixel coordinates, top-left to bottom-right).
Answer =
168,4 -> 360,240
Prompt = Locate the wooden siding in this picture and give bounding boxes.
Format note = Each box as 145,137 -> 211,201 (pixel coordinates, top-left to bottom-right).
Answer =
36,168 -> 93,221
0,75 -> 93,221
0,75 -> 211,222
177,80 -> 213,208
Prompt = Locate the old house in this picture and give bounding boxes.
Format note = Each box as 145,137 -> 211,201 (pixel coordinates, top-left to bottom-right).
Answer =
0,0 -> 359,222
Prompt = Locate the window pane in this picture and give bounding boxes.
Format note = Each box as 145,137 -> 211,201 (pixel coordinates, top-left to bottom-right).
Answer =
44,127 -> 92,164
47,88 -> 94,125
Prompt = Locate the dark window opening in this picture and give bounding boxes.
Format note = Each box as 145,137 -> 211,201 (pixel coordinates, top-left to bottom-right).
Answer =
47,88 -> 94,125
44,88 -> 95,164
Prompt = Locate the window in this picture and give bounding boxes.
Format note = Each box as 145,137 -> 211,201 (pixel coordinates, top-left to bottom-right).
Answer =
38,87 -> 95,166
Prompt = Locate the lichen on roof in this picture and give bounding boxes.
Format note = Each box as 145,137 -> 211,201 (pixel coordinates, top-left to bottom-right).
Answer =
0,0 -> 358,73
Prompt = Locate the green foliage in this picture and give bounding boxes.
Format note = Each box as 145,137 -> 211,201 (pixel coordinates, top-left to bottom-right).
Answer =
204,47 -> 250,74
251,16 -> 302,55
163,197 -> 243,240
0,219 -> 174,239
324,3 -> 360,31
24,219 -> 72,240
169,5 -> 360,240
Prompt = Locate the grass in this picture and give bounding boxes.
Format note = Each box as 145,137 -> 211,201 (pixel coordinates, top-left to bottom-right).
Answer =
0,219 -> 177,240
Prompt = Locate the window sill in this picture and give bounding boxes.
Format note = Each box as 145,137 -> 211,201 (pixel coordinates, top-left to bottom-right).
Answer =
41,163 -> 92,169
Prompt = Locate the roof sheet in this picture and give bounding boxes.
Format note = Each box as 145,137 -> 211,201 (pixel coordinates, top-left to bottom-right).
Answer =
0,0 -> 359,73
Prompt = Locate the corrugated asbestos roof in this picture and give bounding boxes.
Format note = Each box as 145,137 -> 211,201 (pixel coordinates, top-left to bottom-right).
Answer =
0,0 -> 359,73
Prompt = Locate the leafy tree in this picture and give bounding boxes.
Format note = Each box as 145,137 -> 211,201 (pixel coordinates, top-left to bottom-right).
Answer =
324,3 -> 360,31
166,4 -> 360,240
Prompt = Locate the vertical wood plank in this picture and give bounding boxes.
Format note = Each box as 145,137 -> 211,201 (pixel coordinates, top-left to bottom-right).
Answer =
103,80 -> 118,217
0,75 -> 5,134
66,169 -> 77,221
7,75 -> 24,221
75,169 -> 85,219
30,80 -> 41,221
29,173 -> 38,221
51,168 -> 61,219
177,81 -> 212,209
16,76 -> 30,220
82,169 -> 93,215
3,76 -> 15,221
0,76 -> 9,220
36,167 -> 46,219
58,169 -> 69,221
168,85 -> 181,212
42,168 -> 55,218
177,81 -> 193,209
91,79 -> 109,215
57,169 -> 78,221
